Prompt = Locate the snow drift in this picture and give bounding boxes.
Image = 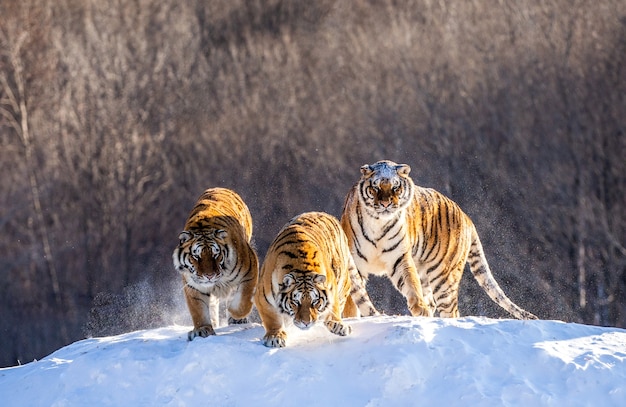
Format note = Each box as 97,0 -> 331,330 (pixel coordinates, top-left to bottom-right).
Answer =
1,316 -> 625,406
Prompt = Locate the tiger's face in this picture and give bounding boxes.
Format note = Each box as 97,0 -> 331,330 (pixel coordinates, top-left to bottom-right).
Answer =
359,160 -> 414,217
173,229 -> 229,286
278,271 -> 329,330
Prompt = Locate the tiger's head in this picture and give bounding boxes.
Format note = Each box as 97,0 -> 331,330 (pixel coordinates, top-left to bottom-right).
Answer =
173,229 -> 230,287
358,160 -> 414,218
277,271 -> 329,330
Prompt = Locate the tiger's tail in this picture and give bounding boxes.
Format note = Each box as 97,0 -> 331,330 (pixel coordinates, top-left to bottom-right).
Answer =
468,229 -> 537,320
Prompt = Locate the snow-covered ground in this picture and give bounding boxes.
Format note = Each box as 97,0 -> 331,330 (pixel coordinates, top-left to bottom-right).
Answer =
1,316 -> 625,406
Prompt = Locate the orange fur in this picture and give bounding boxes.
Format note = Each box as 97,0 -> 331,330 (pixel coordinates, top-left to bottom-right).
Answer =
255,212 -> 364,348
173,187 -> 259,340
341,160 -> 537,320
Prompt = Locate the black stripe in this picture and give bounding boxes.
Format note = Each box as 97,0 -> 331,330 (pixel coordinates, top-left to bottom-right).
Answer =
279,250 -> 298,259
390,255 -> 404,277
347,217 -> 361,251
356,201 -> 376,246
273,230 -> 301,245
382,238 -> 402,253
387,224 -> 403,242
378,216 -> 399,240
422,222 -> 438,261
396,275 -> 405,290
430,267 -> 447,295
469,257 -> 481,269
355,245 -> 368,261
419,201 -> 429,256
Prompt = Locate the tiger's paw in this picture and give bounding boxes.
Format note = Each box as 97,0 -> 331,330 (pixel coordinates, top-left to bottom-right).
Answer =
325,320 -> 352,336
228,316 -> 249,325
363,307 -> 381,317
408,298 -> 434,317
188,325 -> 216,341
408,305 -> 433,317
262,330 -> 287,348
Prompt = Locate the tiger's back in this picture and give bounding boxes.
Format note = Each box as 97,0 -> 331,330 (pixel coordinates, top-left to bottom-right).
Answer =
173,187 -> 259,341
341,160 -> 537,320
255,211 -> 373,347
183,187 -> 253,239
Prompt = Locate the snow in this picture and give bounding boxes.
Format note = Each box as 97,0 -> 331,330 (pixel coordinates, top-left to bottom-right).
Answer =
2,316 -> 626,406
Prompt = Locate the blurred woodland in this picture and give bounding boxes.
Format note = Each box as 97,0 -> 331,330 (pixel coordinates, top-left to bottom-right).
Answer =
1,0 -> 624,367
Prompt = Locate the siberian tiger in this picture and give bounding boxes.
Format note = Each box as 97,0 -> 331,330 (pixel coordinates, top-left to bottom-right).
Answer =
255,211 -> 377,348
173,187 -> 259,341
340,160 -> 537,320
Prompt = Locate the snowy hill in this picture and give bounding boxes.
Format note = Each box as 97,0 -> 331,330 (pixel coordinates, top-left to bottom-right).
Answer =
1,316 -> 625,406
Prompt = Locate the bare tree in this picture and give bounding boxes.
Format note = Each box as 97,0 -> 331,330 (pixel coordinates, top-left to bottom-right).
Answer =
0,4 -> 69,343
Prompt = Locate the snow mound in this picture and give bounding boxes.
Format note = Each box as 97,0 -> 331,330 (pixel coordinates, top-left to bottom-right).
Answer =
1,316 -> 625,406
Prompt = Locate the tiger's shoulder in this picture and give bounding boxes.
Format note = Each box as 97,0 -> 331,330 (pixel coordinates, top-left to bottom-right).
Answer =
260,212 -> 344,285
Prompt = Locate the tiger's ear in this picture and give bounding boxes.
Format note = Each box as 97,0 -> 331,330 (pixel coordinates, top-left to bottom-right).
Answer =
396,164 -> 411,178
280,273 -> 296,292
312,273 -> 327,285
360,164 -> 374,178
178,231 -> 193,244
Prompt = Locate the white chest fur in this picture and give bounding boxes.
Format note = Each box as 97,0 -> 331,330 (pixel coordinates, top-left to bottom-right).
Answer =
352,210 -> 410,276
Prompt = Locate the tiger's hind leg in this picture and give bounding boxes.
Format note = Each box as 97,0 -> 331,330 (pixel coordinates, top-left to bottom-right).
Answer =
426,262 -> 464,318
227,248 -> 258,324
228,316 -> 249,324
348,262 -> 379,317
342,294 -> 358,318
226,278 -> 255,324
390,254 -> 433,317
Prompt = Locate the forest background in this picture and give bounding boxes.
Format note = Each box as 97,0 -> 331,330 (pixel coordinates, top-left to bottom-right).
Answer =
1,0 -> 624,367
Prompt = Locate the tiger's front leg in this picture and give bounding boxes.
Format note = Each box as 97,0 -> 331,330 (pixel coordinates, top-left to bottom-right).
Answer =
263,328 -> 288,348
324,319 -> 352,336
183,284 -> 218,341
324,301 -> 352,337
390,254 -> 433,317
257,301 -> 288,348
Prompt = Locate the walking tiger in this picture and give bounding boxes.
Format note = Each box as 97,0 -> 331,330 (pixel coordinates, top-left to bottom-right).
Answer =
255,211 -> 377,348
173,187 -> 259,341
341,160 -> 537,320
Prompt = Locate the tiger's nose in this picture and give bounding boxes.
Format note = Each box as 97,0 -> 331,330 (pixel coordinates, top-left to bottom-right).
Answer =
296,320 -> 314,330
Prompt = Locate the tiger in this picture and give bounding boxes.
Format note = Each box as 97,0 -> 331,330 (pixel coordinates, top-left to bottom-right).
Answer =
340,160 -> 537,320
255,211 -> 377,348
173,187 -> 259,341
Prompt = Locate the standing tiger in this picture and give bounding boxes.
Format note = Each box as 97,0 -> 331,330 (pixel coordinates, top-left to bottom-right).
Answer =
341,160 -> 537,320
255,211 -> 377,348
173,187 -> 259,341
